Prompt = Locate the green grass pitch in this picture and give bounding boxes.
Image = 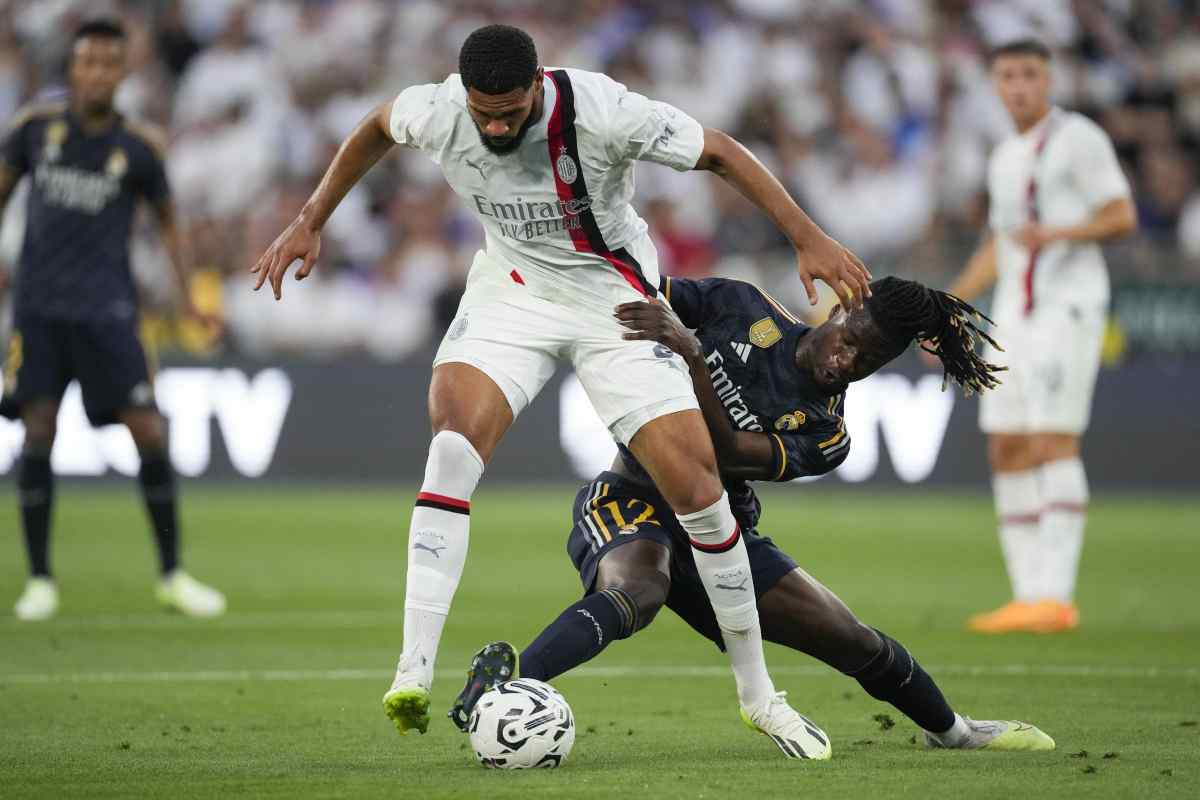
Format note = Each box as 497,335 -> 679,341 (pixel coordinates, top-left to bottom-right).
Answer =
1,483 -> 1197,798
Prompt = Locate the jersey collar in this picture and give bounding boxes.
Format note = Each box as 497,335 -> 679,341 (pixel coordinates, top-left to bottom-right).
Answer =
66,106 -> 123,138
522,72 -> 557,144
1019,106 -> 1059,144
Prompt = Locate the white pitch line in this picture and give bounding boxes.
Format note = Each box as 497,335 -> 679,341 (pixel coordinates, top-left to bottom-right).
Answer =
1,663 -> 1196,686
0,610 -> 403,631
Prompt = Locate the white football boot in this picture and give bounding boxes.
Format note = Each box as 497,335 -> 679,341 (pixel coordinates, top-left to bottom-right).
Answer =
156,570 -> 226,617
382,656 -> 432,735
741,691 -> 833,760
14,577 -> 59,621
924,714 -> 1055,751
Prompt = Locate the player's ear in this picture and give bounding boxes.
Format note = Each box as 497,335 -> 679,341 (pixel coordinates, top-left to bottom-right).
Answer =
827,303 -> 843,321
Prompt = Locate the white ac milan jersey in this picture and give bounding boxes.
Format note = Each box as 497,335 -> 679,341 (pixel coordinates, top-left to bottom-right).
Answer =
986,108 -> 1132,318
388,68 -> 704,306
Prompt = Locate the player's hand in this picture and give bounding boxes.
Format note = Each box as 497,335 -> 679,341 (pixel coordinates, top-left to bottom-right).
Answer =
251,218 -> 322,300
1015,223 -> 1058,251
795,233 -> 872,309
614,298 -> 701,361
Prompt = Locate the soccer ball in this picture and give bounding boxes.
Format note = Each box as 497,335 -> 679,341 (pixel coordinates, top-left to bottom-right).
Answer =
468,679 -> 575,769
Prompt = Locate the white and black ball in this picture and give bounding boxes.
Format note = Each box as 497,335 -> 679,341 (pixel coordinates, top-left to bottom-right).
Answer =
468,679 -> 575,769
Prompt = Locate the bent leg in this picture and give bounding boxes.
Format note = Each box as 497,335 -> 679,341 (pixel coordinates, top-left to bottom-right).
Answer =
629,410 -> 774,710
757,567 -> 879,673
520,539 -> 670,682
759,568 -> 957,735
387,363 -> 512,734
399,363 -> 510,691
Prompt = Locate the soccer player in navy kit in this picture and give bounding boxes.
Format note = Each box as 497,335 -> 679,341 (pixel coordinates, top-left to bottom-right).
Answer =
0,19 -> 224,620
456,276 -> 1056,757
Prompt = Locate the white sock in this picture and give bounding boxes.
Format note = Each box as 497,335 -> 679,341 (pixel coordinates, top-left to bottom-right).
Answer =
1036,457 -> 1088,603
992,469 -> 1041,603
677,494 -> 774,709
399,430 -> 484,689
926,713 -> 971,747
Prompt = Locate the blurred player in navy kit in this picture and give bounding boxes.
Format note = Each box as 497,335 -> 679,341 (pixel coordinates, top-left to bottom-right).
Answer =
0,19 -> 224,620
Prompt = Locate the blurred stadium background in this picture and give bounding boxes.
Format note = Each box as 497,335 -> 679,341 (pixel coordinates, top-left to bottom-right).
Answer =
2,0 -> 1199,487
2,2 -> 1199,796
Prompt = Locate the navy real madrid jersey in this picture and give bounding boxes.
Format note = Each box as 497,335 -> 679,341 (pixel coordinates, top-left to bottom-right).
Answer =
1,103 -> 171,322
618,276 -> 850,531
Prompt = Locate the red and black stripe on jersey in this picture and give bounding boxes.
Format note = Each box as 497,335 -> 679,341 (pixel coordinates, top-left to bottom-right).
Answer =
545,69 -> 657,299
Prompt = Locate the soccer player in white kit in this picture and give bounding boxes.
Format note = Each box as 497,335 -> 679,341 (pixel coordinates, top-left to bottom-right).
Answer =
251,25 -> 872,754
941,40 -> 1136,634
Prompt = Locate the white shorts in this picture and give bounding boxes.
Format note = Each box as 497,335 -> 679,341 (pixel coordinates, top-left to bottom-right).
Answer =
434,247 -> 698,445
979,303 -> 1105,435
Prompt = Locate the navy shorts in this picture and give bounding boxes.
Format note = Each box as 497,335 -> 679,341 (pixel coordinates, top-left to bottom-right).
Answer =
1,313 -> 155,426
566,471 -> 798,651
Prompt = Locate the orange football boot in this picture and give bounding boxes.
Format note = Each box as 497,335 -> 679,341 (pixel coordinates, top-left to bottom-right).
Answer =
1026,600 -> 1080,633
966,601 -> 1038,633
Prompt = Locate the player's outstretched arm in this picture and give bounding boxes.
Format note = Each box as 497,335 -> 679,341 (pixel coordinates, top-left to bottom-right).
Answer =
251,101 -> 396,300
694,128 -> 872,309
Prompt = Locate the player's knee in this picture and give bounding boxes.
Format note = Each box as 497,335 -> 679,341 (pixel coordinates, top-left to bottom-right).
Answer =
21,407 -> 57,450
427,366 -> 512,464
422,429 -> 486,495
427,417 -> 496,467
125,412 -> 166,451
670,463 -> 724,514
1030,434 -> 1079,464
988,435 -> 1032,471
600,577 -> 667,635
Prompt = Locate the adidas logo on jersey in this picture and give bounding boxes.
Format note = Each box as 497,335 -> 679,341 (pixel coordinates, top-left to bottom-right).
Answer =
730,342 -> 751,363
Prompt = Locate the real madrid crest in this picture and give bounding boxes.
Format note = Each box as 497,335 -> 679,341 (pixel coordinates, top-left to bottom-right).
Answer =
555,146 -> 578,184
43,120 -> 68,162
749,317 -> 782,348
106,148 -> 128,179
774,410 -> 807,431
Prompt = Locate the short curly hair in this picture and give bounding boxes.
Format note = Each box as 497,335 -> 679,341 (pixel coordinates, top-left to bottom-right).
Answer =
459,24 -> 538,95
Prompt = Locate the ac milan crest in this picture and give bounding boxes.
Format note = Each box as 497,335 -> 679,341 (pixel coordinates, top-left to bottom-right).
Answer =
555,146 -> 578,184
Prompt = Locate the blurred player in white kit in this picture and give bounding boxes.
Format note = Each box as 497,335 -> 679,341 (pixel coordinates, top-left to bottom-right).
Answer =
942,39 -> 1137,634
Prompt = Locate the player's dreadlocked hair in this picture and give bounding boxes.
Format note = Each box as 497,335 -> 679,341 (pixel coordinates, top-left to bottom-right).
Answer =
459,25 -> 539,95
865,276 -> 1005,396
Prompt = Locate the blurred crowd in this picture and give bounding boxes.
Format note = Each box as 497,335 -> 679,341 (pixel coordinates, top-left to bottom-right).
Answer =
1,0 -> 1200,360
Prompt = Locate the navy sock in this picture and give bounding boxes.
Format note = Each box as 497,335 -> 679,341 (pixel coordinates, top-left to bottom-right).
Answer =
18,449 -> 54,578
138,450 -> 179,575
848,629 -> 955,733
518,588 -> 638,682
